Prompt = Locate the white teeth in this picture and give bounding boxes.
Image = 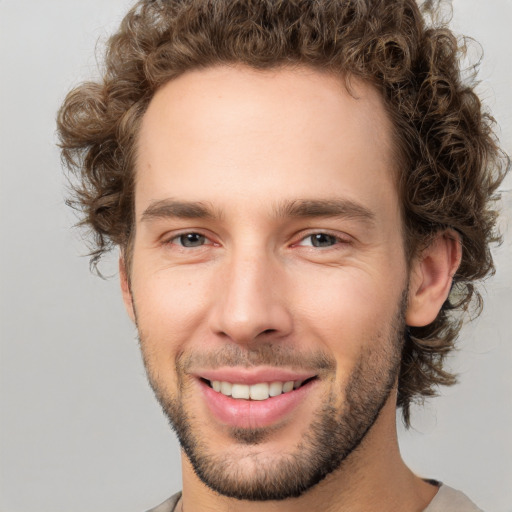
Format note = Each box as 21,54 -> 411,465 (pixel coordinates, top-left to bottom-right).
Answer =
231,383 -> 250,399
269,381 -> 284,396
210,379 -> 304,400
282,381 -> 294,393
249,383 -> 270,401
220,381 -> 232,396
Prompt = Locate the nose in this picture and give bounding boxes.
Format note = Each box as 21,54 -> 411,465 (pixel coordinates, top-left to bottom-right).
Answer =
208,247 -> 293,345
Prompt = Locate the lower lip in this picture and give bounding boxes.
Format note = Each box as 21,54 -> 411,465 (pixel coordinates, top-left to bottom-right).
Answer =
198,379 -> 317,429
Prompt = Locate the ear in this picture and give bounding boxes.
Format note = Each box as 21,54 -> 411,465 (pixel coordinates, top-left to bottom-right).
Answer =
406,230 -> 462,327
119,254 -> 136,324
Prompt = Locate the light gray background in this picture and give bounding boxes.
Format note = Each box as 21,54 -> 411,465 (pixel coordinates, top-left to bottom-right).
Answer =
0,1 -> 511,511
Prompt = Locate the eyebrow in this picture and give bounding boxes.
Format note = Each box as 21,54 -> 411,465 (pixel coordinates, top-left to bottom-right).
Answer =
274,199 -> 376,225
140,198 -> 375,225
141,199 -> 217,222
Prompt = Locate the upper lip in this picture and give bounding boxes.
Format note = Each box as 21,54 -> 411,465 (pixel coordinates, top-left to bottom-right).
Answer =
193,367 -> 317,385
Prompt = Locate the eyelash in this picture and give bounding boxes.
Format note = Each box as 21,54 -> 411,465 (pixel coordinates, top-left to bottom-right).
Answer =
294,232 -> 350,249
163,230 -> 350,250
166,232 -> 215,248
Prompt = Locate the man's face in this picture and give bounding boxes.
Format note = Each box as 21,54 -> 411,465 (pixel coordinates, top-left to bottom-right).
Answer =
125,66 -> 410,500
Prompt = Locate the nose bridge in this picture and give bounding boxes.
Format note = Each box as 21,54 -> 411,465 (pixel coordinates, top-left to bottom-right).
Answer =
210,242 -> 291,344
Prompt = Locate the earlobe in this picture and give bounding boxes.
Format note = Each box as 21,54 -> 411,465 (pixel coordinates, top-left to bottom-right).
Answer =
406,230 -> 462,327
119,255 -> 136,323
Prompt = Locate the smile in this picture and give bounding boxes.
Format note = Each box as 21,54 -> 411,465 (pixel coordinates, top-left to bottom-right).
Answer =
206,378 -> 314,400
197,373 -> 319,429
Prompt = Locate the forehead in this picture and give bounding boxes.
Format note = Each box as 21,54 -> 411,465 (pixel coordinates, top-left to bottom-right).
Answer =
135,65 -> 398,221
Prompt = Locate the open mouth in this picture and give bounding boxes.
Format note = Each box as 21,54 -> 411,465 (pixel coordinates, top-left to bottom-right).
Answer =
201,376 -> 317,401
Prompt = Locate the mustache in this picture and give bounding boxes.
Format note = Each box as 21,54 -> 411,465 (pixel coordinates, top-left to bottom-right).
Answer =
177,343 -> 336,374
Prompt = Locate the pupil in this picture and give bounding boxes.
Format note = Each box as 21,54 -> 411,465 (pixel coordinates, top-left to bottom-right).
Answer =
181,233 -> 205,247
312,234 -> 335,247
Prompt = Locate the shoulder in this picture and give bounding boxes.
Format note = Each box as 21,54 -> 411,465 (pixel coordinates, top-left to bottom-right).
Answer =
143,486 -> 482,512
145,492 -> 182,512
424,484 -> 483,512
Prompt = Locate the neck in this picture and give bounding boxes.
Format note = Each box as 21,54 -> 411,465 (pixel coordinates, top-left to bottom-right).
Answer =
180,394 -> 438,512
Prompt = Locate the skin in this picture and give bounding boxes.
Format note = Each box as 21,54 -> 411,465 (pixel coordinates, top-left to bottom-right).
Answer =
120,66 -> 461,512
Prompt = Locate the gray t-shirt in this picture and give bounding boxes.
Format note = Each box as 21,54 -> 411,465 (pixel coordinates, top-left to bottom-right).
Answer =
146,484 -> 483,512
423,485 -> 483,512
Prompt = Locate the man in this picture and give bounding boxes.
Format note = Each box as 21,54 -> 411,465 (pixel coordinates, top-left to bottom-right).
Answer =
57,0 -> 508,511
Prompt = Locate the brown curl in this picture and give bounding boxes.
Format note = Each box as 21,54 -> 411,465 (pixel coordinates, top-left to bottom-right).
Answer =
57,0 -> 509,426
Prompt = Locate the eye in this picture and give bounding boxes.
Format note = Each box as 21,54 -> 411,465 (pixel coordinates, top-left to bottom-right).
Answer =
298,233 -> 342,248
170,232 -> 208,248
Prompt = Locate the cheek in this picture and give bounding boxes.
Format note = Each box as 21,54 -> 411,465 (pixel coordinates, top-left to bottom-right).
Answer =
290,266 -> 403,360
132,267 -> 213,356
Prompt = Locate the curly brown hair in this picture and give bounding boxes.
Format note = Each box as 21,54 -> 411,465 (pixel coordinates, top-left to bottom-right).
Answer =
57,0 -> 509,425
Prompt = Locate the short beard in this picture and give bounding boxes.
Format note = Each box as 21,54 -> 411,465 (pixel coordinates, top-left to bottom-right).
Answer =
140,290 -> 407,501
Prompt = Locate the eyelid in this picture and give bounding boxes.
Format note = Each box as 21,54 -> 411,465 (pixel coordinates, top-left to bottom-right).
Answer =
162,229 -> 217,247
293,230 -> 352,247
159,228 -> 351,248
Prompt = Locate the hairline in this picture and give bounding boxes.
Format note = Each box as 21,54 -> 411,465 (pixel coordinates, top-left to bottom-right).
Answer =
121,63 -> 411,275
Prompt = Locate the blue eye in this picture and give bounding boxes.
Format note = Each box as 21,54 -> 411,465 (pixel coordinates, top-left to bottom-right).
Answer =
173,233 -> 207,247
300,233 -> 339,248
